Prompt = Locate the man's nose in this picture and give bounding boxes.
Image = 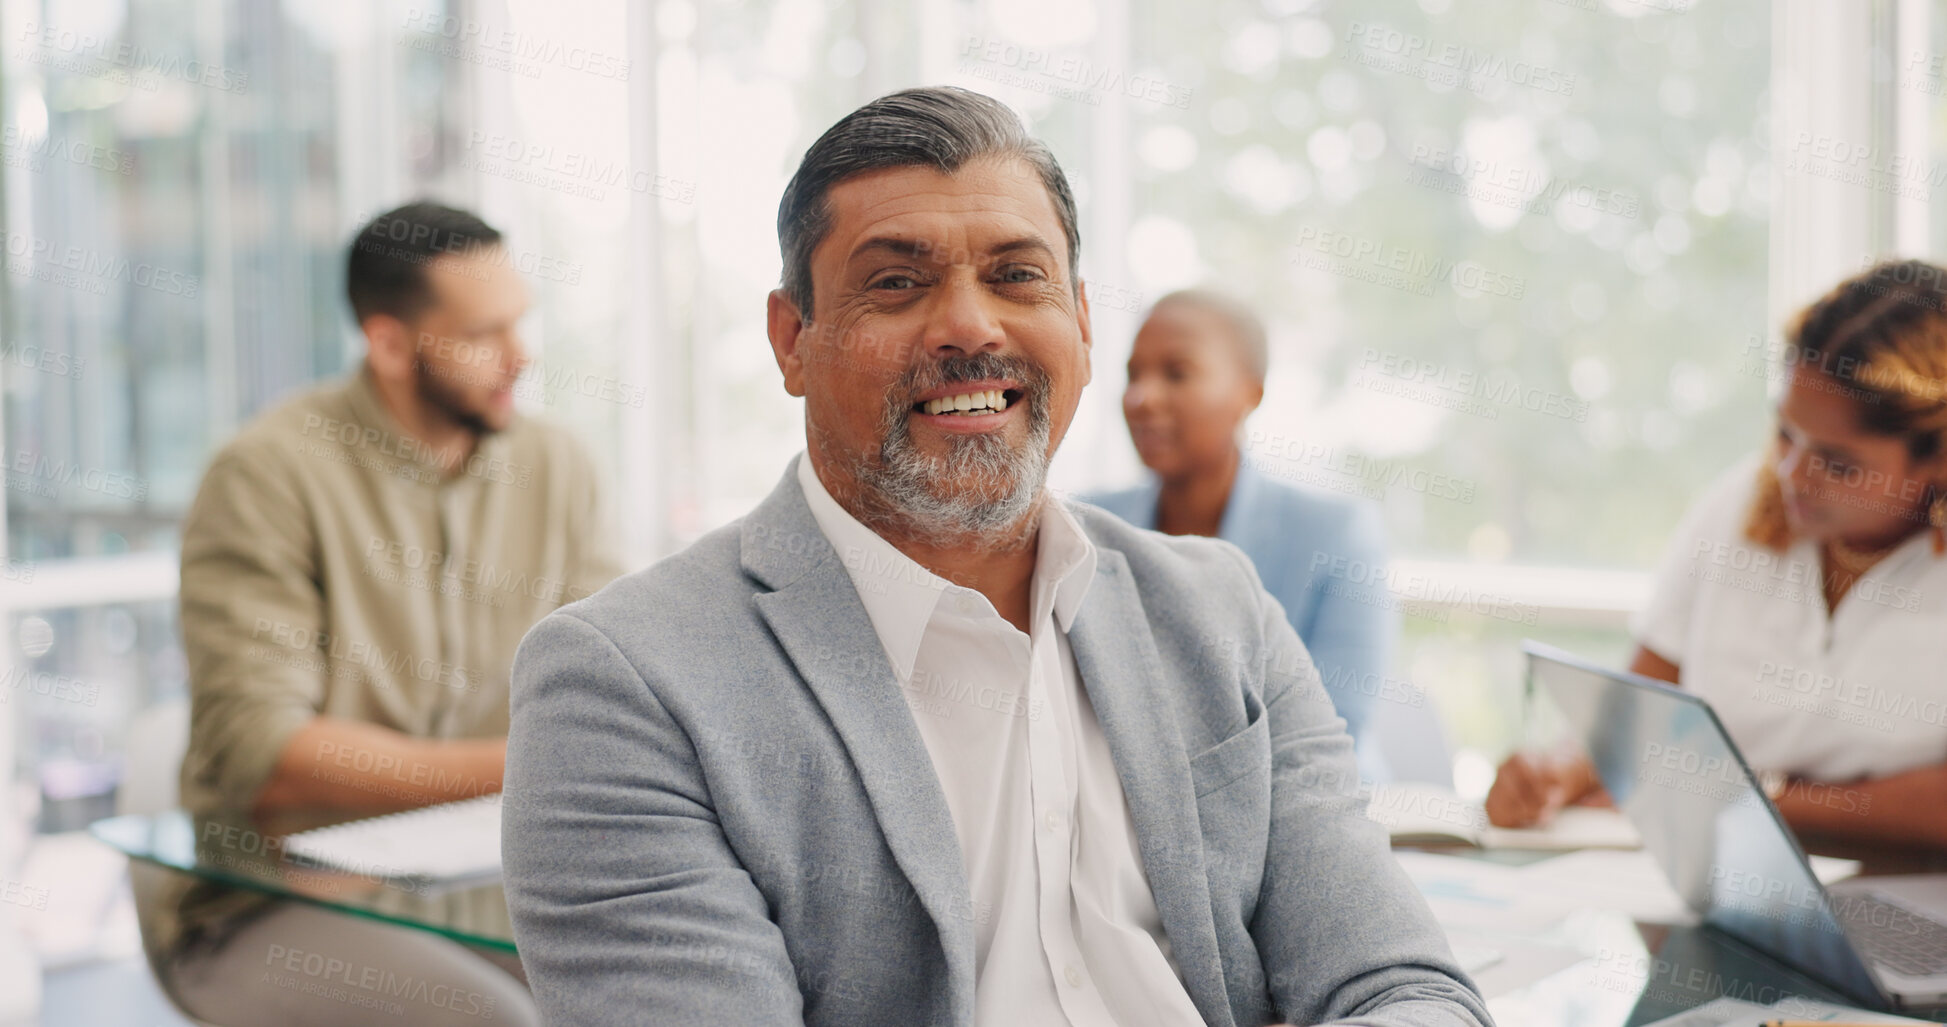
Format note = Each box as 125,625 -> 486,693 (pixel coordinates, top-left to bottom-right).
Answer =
921,276 -> 1005,357
502,333 -> 530,377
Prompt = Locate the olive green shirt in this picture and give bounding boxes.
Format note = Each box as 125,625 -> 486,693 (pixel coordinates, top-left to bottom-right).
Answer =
177,366 -> 625,813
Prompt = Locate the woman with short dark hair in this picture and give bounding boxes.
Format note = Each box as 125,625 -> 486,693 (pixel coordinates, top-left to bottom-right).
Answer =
1087,290 -> 1399,778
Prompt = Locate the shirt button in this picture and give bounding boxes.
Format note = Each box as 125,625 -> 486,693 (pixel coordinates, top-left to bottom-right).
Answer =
1064,963 -> 1083,988
1043,811 -> 1063,833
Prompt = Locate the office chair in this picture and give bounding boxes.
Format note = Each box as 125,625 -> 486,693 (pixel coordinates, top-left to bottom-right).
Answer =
117,698 -> 222,1027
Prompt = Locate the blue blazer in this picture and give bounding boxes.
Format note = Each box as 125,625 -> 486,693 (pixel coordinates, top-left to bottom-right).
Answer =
503,461 -> 1485,1026
1085,461 -> 1397,764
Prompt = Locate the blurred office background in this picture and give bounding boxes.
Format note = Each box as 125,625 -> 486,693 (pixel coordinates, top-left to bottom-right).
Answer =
0,0 -> 1939,1015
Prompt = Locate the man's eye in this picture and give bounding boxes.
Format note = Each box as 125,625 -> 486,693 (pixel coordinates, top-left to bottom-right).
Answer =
872,274 -> 919,290
999,266 -> 1044,284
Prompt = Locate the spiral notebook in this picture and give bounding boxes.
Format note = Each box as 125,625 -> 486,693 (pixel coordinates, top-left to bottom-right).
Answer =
281,794 -> 503,887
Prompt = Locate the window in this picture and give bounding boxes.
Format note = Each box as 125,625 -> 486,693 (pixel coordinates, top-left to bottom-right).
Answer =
2,0 -> 462,835
0,0 -> 1917,858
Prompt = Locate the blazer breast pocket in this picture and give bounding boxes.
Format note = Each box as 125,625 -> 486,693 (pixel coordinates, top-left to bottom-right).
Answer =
1188,702 -> 1270,798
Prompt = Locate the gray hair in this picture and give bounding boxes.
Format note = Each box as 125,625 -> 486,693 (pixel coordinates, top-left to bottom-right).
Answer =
1151,289 -> 1270,384
776,86 -> 1081,320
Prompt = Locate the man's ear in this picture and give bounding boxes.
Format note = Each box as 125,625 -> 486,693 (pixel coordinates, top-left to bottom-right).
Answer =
1075,279 -> 1093,387
362,314 -> 413,380
767,289 -> 809,398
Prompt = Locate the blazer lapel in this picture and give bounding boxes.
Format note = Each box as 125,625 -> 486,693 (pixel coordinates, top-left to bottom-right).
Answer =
742,465 -> 977,1012
1068,547 -> 1235,1027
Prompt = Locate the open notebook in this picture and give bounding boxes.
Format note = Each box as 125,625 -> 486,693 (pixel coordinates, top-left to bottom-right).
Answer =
1366,781 -> 1642,850
281,794 -> 503,887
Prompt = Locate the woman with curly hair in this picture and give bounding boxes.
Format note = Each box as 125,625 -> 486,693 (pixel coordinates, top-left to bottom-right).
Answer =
1489,259 -> 1947,847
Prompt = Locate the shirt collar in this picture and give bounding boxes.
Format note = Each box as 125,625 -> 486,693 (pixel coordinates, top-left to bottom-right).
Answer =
1039,490 -> 1098,632
1133,453 -> 1253,542
1216,456 -> 1258,543
794,452 -> 1098,679
797,452 -> 949,681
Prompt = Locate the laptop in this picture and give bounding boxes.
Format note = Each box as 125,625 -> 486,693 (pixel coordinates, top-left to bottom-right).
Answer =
1523,640 -> 1947,1011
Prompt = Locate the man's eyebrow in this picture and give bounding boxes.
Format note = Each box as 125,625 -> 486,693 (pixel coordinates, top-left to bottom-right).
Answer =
844,234 -> 1060,263
848,236 -> 927,261
988,235 -> 1057,260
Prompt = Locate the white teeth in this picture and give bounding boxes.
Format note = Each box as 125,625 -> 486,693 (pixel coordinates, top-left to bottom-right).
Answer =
921,390 -> 1012,415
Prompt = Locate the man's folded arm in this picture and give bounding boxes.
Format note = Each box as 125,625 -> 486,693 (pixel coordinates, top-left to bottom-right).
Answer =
1226,548 -> 1493,1027
178,449 -> 330,813
179,449 -> 503,816
503,610 -> 804,1026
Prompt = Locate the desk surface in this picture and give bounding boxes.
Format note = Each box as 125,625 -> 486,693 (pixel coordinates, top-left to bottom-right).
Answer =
90,810 -> 1947,1024
1414,843 -> 1947,1026
92,809 -> 516,953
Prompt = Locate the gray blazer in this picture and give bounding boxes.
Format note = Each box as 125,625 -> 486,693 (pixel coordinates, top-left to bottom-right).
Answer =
503,463 -> 1492,1027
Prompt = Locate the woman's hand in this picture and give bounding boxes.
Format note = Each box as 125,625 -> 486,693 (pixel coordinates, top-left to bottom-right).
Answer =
1484,752 -> 1599,828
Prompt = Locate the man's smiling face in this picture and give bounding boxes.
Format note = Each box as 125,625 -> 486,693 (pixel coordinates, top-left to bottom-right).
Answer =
769,155 -> 1092,546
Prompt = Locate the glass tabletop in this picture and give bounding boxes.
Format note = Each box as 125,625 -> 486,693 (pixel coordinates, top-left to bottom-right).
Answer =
1480,909 -> 1869,1027
91,809 -> 516,953
89,811 -> 1947,1021
1409,844 -> 1947,1027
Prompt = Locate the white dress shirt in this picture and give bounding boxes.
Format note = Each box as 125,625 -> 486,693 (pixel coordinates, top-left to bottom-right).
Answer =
1632,453 -> 1947,780
796,453 -> 1205,1027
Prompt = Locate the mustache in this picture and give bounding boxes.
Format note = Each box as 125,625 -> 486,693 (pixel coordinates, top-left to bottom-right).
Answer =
890,352 -> 1050,409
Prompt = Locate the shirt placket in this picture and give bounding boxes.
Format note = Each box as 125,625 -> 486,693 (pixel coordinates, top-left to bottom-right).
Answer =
1024,583 -> 1114,1026
428,478 -> 471,736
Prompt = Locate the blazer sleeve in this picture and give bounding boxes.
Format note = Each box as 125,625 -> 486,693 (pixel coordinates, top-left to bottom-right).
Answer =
502,610 -> 803,1026
1225,548 -> 1493,1027
1296,501 -> 1396,748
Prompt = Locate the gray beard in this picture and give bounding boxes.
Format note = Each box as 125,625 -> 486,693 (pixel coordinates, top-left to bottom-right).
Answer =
847,356 -> 1053,551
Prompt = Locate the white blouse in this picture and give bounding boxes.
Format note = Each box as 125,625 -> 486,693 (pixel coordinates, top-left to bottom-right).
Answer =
1631,454 -> 1947,781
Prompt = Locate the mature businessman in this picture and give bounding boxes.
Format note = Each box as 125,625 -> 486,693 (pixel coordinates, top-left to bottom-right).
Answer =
502,86 -> 1491,1027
